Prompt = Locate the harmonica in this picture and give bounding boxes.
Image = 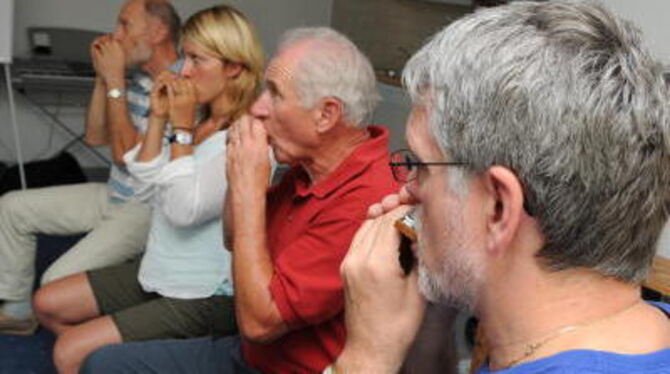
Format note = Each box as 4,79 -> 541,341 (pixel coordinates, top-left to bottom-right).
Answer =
394,210 -> 417,275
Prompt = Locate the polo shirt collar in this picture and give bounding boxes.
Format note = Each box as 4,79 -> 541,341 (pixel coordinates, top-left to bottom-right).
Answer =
294,125 -> 390,199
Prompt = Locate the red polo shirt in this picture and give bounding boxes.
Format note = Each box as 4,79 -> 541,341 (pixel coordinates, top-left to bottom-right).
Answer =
242,126 -> 400,373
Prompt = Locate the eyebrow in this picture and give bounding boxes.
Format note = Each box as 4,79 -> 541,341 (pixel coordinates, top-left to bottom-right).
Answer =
266,80 -> 280,96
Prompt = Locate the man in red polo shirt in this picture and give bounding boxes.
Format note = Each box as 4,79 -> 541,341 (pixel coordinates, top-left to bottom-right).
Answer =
224,27 -> 400,373
79,27 -> 399,374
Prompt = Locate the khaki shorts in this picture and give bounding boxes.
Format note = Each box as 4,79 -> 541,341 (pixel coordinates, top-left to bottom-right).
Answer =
87,259 -> 237,342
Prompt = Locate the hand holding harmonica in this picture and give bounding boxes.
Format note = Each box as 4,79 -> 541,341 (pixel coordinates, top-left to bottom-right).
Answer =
366,187 -> 419,276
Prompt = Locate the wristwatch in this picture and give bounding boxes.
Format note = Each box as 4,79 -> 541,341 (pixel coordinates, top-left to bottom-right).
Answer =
107,88 -> 126,100
168,131 -> 194,145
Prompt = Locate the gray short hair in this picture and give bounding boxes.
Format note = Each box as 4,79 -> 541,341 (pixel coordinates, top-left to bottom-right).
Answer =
145,0 -> 181,47
403,0 -> 670,282
278,27 -> 379,127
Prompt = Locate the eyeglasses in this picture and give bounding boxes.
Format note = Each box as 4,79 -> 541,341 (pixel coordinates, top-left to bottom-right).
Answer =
389,149 -> 467,183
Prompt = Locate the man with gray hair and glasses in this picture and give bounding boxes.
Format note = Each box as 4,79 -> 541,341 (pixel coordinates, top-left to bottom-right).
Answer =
333,1 -> 670,373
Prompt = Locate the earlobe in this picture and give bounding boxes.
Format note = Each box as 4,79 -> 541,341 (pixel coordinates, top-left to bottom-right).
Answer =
484,166 -> 525,257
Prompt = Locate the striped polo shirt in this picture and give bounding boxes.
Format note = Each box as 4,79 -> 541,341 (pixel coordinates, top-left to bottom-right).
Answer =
107,60 -> 183,203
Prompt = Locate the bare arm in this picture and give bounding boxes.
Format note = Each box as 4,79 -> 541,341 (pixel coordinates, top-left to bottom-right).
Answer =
95,38 -> 139,166
84,36 -> 111,146
106,81 -> 140,165
227,117 -> 288,343
136,72 -> 174,163
84,77 -> 110,146
135,116 -> 166,162
166,78 -> 198,161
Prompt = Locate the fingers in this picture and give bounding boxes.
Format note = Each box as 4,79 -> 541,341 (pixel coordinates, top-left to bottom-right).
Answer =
166,79 -> 197,100
91,34 -> 109,49
229,115 -> 266,147
344,219 -> 377,262
227,116 -> 246,146
95,39 -> 113,55
370,206 -> 413,268
155,71 -> 176,87
381,194 -> 401,213
344,205 -> 413,278
249,117 -> 267,141
367,191 -> 414,219
237,112 -> 250,141
397,185 -> 418,205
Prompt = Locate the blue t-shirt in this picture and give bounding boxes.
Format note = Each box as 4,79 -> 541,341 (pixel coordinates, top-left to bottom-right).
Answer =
477,302 -> 670,374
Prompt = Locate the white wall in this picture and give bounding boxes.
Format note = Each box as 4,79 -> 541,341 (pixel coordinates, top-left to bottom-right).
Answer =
13,0 -> 333,59
2,0 -> 332,169
600,0 -> 670,64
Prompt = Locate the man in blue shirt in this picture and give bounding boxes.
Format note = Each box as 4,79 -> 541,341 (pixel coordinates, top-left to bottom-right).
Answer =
334,1 -> 670,373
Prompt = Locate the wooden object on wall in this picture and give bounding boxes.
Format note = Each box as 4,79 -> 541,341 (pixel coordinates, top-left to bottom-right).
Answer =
644,255 -> 670,296
331,0 -> 471,74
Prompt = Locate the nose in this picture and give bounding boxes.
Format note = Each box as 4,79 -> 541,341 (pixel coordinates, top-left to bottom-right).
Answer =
250,90 -> 270,120
180,58 -> 194,78
112,26 -> 123,41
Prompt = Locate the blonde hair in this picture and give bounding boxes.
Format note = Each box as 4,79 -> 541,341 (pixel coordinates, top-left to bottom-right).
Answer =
182,5 -> 264,122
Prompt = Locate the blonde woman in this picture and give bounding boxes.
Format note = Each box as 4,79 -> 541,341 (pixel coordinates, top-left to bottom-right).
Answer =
32,6 -> 264,374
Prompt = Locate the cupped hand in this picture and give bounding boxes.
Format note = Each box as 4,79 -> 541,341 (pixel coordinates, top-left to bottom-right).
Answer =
367,185 -> 417,218
336,206 -> 427,373
90,34 -> 112,78
91,37 -> 125,86
167,78 -> 198,129
150,71 -> 177,120
226,115 -> 271,198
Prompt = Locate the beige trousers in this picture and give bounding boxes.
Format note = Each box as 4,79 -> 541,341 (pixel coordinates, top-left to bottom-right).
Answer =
0,183 -> 150,301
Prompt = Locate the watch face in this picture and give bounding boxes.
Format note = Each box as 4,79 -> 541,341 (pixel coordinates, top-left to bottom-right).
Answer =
174,132 -> 193,145
108,88 -> 124,99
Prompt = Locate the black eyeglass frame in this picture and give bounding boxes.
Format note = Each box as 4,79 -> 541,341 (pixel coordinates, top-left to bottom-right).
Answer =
389,148 -> 467,183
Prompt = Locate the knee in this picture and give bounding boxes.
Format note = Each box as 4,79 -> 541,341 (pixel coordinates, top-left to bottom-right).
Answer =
33,286 -> 61,326
53,331 -> 86,374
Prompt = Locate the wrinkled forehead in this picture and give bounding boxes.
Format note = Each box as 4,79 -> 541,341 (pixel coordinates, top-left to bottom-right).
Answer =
265,55 -> 294,86
120,0 -> 146,23
265,41 -> 314,85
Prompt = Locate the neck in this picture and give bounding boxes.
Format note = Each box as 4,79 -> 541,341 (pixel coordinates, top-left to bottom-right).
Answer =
479,257 -> 650,370
194,115 -> 230,144
302,124 -> 369,184
140,43 -> 178,78
209,94 -> 233,123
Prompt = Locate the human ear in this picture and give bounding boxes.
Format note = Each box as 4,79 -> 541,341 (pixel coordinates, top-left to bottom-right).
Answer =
223,62 -> 244,79
482,166 -> 525,256
148,17 -> 169,45
314,97 -> 343,134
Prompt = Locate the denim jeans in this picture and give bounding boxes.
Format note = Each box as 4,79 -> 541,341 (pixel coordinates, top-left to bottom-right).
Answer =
80,335 -> 259,374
